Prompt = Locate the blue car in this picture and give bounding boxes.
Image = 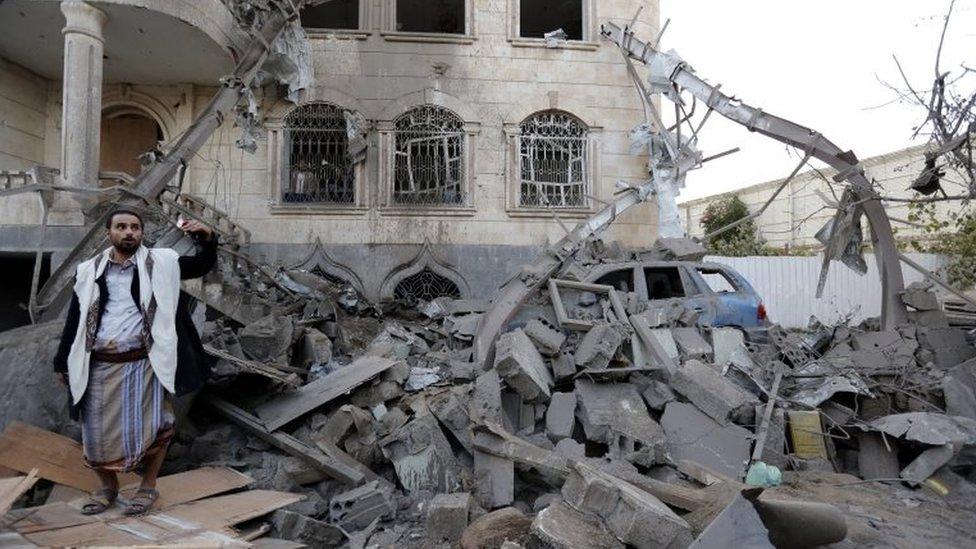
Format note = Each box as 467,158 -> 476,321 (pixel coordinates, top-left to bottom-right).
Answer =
585,260 -> 770,341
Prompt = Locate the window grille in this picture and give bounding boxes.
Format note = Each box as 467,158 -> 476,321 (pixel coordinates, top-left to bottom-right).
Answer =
518,111 -> 589,208
283,103 -> 356,204
393,105 -> 466,206
394,268 -> 462,302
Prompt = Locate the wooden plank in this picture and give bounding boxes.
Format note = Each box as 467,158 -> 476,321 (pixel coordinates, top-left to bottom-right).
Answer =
163,490 -> 303,530
209,396 -> 364,486
0,469 -> 38,515
0,421 -> 139,492
44,484 -> 87,504
6,467 -> 253,534
255,356 -> 399,431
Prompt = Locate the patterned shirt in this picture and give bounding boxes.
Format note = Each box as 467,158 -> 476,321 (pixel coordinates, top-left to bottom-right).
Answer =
93,257 -> 145,352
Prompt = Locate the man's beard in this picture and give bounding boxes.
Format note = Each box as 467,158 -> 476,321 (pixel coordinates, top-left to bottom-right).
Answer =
113,238 -> 140,254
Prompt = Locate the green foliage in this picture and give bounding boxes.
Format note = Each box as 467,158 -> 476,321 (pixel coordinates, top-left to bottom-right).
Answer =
699,195 -> 771,256
907,199 -> 976,290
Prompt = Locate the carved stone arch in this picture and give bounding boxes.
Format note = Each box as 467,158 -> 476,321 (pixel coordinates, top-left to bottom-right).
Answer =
504,94 -> 602,130
379,240 -> 471,301
267,85 -> 369,121
101,87 -> 178,141
288,237 -> 366,296
378,88 -> 480,125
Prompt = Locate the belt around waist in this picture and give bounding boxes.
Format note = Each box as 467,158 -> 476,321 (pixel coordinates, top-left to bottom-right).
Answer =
91,347 -> 148,363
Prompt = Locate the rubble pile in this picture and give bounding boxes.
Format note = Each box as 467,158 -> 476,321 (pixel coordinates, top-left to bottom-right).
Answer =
4,240 -> 976,547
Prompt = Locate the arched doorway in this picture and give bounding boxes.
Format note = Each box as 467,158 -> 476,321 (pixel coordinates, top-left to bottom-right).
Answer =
99,107 -> 163,181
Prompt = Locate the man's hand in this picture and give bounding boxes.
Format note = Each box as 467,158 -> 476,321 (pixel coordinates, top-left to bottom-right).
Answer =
179,219 -> 214,241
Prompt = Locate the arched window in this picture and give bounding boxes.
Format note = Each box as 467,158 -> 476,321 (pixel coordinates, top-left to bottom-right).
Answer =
283,103 -> 355,204
518,111 -> 589,208
394,268 -> 462,303
392,105 -> 466,205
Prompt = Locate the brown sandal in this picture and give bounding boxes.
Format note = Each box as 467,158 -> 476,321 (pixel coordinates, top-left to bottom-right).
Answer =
80,488 -> 118,515
123,488 -> 159,516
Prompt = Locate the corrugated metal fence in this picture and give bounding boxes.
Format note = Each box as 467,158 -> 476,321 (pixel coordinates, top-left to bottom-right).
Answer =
704,253 -> 947,328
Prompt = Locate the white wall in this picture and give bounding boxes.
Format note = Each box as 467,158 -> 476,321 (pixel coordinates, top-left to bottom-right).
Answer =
706,253 -> 946,328
0,57 -> 49,225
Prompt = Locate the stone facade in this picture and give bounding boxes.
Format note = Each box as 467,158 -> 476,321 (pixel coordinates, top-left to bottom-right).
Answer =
679,144 -> 962,251
0,0 -> 661,301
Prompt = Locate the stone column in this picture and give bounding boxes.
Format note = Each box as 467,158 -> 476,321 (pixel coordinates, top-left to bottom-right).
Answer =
57,0 -> 107,221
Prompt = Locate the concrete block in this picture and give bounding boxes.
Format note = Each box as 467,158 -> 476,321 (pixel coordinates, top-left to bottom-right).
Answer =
554,438 -> 585,459
561,460 -> 693,548
545,392 -> 577,442
649,328 -> 680,360
661,402 -> 751,480
574,323 -> 625,370
473,449 -> 515,509
711,327 -> 755,370
552,351 -> 577,381
428,492 -> 472,545
530,501 -> 624,549
917,327 -> 976,367
524,319 -> 566,356
901,282 -> 940,310
472,370 -> 504,425
640,379 -> 676,411
671,327 -> 712,361
575,380 -> 664,453
271,509 -> 344,545
494,329 -> 553,402
670,360 -> 759,425
328,480 -> 396,531
429,387 -> 475,452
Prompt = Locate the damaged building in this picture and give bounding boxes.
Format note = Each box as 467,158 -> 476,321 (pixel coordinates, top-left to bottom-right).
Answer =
1,1 -> 976,548
0,0 -> 659,318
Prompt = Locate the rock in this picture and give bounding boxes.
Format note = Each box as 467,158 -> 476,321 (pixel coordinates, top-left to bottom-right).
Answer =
524,319 -> 566,356
460,507 -> 532,549
545,392 -> 577,442
670,360 -> 759,425
494,329 -> 553,402
328,480 -> 396,531
561,460 -> 693,548
530,501 -> 623,549
427,492 -> 472,545
661,402 -> 752,480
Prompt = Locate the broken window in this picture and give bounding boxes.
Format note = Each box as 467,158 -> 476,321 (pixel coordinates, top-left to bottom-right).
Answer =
301,0 -> 359,30
697,268 -> 739,294
519,111 -> 589,208
396,0 -> 465,34
394,268 -> 462,302
392,105 -> 466,206
283,103 -> 356,204
520,0 -> 584,40
645,267 -> 685,299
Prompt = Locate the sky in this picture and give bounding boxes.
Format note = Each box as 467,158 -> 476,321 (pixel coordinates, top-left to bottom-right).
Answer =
658,0 -> 976,203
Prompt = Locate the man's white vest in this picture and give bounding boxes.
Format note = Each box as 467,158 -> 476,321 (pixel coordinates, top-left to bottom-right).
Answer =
66,245 -> 181,404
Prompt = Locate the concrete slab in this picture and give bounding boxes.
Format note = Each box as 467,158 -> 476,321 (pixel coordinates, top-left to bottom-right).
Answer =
711,327 -> 755,370
574,323 -> 626,370
379,413 -> 462,494
574,380 -> 665,453
524,319 -> 566,356
530,501 -> 624,549
473,450 -> 514,509
670,360 -> 759,425
661,402 -> 751,480
672,327 -> 712,361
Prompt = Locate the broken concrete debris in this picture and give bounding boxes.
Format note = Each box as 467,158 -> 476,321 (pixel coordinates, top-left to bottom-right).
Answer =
426,492 -> 471,545
494,329 -> 553,402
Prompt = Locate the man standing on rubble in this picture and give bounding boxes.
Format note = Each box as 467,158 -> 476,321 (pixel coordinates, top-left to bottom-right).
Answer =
53,209 -> 217,516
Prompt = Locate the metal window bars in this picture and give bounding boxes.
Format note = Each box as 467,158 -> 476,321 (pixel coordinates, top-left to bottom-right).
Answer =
394,268 -> 462,303
393,105 -> 466,206
283,103 -> 356,204
518,111 -> 589,208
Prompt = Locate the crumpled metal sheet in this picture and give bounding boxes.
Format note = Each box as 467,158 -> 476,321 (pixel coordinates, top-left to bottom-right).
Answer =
260,20 -> 314,103
815,188 -> 867,296
544,28 -> 568,48
870,412 -> 976,446
790,374 -> 870,407
234,87 -> 263,153
345,110 -> 369,164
